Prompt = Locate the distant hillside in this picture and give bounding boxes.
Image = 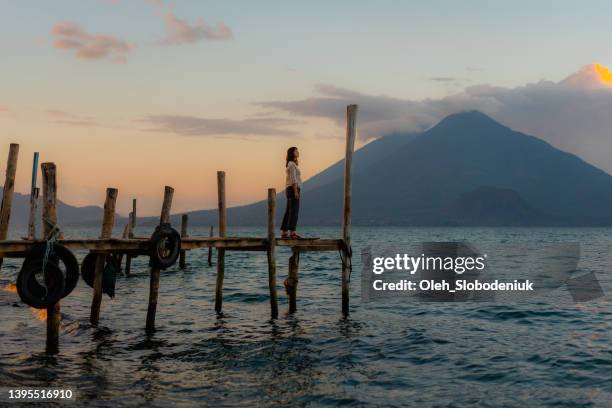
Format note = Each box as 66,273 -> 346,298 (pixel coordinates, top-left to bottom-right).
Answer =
1,188 -> 127,235
152,111 -> 612,227
7,111 -> 612,228
441,186 -> 548,226
291,111 -> 612,225
303,131 -> 417,192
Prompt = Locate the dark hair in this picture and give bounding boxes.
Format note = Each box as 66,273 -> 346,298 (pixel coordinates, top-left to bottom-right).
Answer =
286,146 -> 298,167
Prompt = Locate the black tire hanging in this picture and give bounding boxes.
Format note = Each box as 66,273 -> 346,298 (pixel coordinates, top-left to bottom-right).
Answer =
81,252 -> 120,298
148,223 -> 181,269
22,242 -> 79,299
17,259 -> 66,309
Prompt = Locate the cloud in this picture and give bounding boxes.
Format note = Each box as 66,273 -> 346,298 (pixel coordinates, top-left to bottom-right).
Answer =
52,21 -> 134,63
149,0 -> 233,45
45,109 -> 97,127
143,115 -> 301,137
428,76 -> 471,88
258,64 -> 612,173
429,77 -> 457,82
0,106 -> 8,113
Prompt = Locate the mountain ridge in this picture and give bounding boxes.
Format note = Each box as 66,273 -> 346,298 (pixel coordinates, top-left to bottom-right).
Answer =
5,110 -> 612,229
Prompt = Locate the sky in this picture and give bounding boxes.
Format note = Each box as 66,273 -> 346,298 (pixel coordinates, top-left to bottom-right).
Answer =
2,0 -> 612,215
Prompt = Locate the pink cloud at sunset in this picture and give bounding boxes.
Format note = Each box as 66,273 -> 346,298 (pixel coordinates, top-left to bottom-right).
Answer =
149,0 -> 233,44
259,64 -> 612,174
51,21 -> 134,63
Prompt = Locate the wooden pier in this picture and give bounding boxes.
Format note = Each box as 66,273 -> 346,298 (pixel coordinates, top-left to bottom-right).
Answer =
0,105 -> 358,353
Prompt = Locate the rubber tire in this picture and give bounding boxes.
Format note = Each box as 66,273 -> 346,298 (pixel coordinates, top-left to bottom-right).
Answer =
148,223 -> 181,269
23,243 -> 79,299
81,252 -> 119,286
17,259 -> 66,309
81,252 -> 120,297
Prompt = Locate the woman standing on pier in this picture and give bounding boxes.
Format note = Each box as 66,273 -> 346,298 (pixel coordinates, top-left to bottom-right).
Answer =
281,146 -> 302,239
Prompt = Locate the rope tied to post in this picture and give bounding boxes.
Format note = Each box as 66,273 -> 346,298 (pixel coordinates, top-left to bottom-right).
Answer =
41,217 -> 61,289
16,216 -> 75,308
339,240 -> 353,283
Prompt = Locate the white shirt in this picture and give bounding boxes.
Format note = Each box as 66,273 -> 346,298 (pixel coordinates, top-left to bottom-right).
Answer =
286,161 -> 302,188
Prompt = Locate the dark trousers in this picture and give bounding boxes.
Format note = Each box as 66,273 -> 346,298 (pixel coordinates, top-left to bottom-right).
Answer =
281,186 -> 300,231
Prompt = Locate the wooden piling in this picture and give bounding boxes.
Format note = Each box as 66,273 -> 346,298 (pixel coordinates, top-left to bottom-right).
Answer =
207,225 -> 213,266
0,143 -> 19,273
287,249 -> 299,313
41,162 -> 60,353
124,212 -> 133,276
116,222 -> 129,270
125,199 -> 137,275
146,186 -> 174,332
90,188 -> 118,326
341,104 -> 358,316
266,189 -> 278,318
130,199 -> 137,237
179,214 -> 188,269
214,171 -> 226,313
27,188 -> 39,240
27,152 -> 39,240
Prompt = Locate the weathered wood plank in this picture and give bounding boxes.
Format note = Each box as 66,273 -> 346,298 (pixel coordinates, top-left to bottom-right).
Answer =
0,237 -> 342,255
0,237 -> 342,254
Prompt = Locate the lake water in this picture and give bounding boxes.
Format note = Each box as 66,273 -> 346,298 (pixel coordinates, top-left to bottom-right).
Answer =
1,227 -> 611,407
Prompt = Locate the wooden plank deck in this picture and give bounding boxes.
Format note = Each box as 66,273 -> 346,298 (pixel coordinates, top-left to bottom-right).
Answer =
0,237 -> 342,256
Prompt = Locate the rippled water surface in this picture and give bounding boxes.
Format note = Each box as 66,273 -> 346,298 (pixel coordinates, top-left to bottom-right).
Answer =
1,227 -> 611,407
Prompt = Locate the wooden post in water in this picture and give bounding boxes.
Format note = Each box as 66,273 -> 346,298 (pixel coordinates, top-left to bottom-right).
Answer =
266,188 -> 278,318
146,186 -> 174,332
287,249 -> 299,313
214,171 -> 227,313
125,198 -> 137,275
116,222 -> 129,270
179,214 -> 188,269
27,152 -> 39,240
341,104 -> 358,316
90,188 -> 118,326
207,225 -> 214,266
28,188 -> 39,240
120,222 -> 128,243
0,143 -> 19,273
124,212 -> 133,276
130,199 -> 137,237
41,162 -> 60,353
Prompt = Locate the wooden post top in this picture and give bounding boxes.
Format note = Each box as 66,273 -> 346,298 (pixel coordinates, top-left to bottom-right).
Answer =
100,188 -> 118,239
160,186 -> 174,224
267,188 -> 276,243
40,162 -> 57,237
217,172 -> 227,237
342,104 -> 358,244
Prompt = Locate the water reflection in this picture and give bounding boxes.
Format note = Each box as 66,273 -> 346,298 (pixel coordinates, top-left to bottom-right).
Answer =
0,227 -> 610,407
